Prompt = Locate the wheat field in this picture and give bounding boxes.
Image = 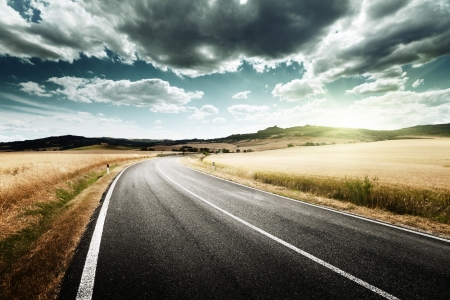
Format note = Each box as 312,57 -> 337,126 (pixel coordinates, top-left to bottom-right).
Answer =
0,152 -> 152,238
204,139 -> 450,190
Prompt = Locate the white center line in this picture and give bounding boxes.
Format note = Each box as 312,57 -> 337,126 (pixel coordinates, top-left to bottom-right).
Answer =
157,161 -> 400,300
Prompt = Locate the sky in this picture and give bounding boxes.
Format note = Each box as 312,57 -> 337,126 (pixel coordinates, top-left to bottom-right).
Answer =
1,0 -> 450,142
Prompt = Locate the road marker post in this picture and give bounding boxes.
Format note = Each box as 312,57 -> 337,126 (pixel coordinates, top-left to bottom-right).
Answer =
106,164 -> 110,174
212,162 -> 215,172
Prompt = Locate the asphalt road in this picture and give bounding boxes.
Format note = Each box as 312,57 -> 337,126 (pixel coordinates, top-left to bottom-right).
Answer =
59,157 -> 450,300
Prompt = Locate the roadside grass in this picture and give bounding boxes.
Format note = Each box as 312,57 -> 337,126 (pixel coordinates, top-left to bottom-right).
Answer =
0,154 -> 151,300
252,171 -> 450,224
183,156 -> 450,233
0,168 -> 105,272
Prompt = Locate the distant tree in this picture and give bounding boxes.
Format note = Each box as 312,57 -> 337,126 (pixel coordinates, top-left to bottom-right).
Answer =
236,149 -> 240,153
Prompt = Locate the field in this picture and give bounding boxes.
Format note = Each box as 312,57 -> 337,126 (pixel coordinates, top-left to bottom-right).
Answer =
0,151 -> 153,299
204,139 -> 450,190
185,138 -> 450,231
70,145 -> 140,151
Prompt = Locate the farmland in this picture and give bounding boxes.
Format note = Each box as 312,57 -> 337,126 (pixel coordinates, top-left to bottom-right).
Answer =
179,138 -> 450,235
0,151 -> 152,299
204,139 -> 450,190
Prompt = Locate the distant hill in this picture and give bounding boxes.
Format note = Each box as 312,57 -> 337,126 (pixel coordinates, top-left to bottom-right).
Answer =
0,135 -> 162,152
220,123 -> 450,142
1,123 -> 449,152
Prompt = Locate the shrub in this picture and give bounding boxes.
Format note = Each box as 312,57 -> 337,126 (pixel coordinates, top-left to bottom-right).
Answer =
287,143 -> 294,147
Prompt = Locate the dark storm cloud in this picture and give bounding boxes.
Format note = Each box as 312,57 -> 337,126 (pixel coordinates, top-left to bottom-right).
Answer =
366,0 -> 409,20
1,0 -> 450,79
91,0 -> 352,74
1,0 -> 353,75
311,0 -> 450,81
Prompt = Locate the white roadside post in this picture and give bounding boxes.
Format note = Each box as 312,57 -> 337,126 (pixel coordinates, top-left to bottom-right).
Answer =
212,162 -> 215,172
106,163 -> 110,174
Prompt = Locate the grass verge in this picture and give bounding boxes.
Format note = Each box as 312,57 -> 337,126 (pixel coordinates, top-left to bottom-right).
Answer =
181,155 -> 450,238
0,158 -> 148,300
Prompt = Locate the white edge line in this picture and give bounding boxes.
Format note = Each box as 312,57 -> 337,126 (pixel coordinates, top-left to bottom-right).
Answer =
175,158 -> 450,244
76,162 -> 142,300
157,161 -> 399,300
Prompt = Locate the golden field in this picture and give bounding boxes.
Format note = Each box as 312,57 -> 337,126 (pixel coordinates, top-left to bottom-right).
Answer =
0,152 -> 153,299
204,138 -> 450,190
0,152 -> 153,237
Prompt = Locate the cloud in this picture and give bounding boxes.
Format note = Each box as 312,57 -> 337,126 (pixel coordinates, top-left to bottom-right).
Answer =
227,99 -> 327,123
0,0 -> 352,76
232,91 -> 251,99
78,111 -> 92,117
150,104 -> 188,114
272,79 -> 325,101
346,77 -> 409,95
188,104 -> 219,120
307,1 -> 450,82
1,0 -> 449,82
18,81 -> 51,97
228,104 -> 270,115
212,117 -> 226,124
412,79 -> 424,88
0,0 -> 136,63
44,77 -> 203,111
200,104 -> 219,115
352,88 -> 450,109
154,120 -> 162,124
97,113 -> 104,117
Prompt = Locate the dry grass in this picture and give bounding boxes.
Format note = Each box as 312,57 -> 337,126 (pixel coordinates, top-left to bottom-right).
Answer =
0,152 -> 153,237
0,152 -> 152,300
204,139 -> 450,190
202,139 -> 450,223
181,156 -> 450,238
234,136 -> 357,151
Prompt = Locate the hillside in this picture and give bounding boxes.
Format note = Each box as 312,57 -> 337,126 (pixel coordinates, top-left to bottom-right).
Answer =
220,123 -> 450,142
1,123 -> 449,152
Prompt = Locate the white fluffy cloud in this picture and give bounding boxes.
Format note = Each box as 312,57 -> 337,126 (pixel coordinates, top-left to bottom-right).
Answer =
272,79 -> 325,101
228,104 -> 270,117
188,104 -> 219,120
19,81 -> 51,97
226,99 -> 327,122
212,117 -> 226,123
346,77 -> 409,95
38,77 -> 203,112
0,0 -> 135,63
412,79 -> 424,88
232,91 -> 251,99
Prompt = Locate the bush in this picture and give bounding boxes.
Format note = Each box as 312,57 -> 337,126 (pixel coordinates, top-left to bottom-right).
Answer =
287,143 -> 294,147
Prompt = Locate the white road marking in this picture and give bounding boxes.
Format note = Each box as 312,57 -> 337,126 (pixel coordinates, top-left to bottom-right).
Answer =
158,161 -> 400,300
176,159 -> 450,243
76,164 -> 134,300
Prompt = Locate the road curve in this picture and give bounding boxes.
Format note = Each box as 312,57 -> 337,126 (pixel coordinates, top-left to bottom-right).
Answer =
59,157 -> 450,299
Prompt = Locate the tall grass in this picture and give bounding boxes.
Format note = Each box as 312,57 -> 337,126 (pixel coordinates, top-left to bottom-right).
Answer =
254,171 -> 450,224
192,158 -> 450,224
0,153 -> 151,299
